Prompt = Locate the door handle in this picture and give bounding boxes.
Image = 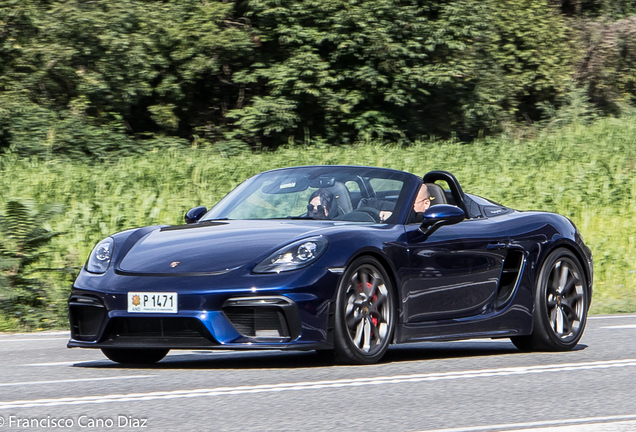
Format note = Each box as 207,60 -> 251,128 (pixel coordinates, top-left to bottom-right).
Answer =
486,242 -> 508,250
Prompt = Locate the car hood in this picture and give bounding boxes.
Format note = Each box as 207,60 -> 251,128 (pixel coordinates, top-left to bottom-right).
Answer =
117,220 -> 335,275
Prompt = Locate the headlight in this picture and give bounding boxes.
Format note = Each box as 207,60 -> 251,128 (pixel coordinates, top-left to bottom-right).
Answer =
253,237 -> 329,274
86,238 -> 114,274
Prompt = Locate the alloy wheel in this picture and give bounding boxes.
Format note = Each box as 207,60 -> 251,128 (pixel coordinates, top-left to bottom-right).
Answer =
343,263 -> 391,356
545,257 -> 585,342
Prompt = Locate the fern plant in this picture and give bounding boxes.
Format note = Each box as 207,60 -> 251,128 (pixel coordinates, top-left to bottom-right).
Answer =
0,200 -> 62,330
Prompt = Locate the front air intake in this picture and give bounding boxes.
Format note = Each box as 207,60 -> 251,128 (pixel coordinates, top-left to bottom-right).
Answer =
109,317 -> 209,338
69,295 -> 107,341
223,307 -> 291,338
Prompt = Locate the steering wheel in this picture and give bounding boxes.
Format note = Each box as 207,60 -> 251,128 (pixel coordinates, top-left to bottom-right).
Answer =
353,206 -> 381,223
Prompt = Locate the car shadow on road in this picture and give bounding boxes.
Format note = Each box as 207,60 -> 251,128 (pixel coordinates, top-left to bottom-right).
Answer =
71,341 -> 588,370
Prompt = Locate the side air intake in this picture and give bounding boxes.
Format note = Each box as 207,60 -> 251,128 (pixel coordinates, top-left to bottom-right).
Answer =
495,250 -> 525,308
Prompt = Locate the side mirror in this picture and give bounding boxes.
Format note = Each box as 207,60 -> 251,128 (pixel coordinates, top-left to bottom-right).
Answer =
185,206 -> 208,224
419,204 -> 465,235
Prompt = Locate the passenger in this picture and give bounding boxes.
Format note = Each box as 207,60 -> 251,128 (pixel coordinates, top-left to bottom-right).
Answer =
413,183 -> 431,213
307,188 -> 337,220
359,183 -> 430,222
410,183 -> 432,223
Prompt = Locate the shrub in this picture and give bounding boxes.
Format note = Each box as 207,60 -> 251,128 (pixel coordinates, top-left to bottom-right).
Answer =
0,200 -> 67,330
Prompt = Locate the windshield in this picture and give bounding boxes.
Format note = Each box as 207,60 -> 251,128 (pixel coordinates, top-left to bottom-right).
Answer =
202,166 -> 413,223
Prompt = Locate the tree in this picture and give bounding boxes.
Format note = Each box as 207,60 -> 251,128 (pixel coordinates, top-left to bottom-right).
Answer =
0,0 -> 254,157
225,0 -> 574,145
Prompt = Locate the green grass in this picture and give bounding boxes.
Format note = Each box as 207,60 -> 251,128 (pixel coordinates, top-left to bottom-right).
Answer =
2,116 -> 636,330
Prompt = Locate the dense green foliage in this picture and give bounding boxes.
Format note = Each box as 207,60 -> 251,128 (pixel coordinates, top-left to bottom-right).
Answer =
0,0 -> 253,157
0,201 -> 66,330
1,115 -> 636,329
227,0 -> 573,146
2,0 -> 635,155
554,0 -> 636,18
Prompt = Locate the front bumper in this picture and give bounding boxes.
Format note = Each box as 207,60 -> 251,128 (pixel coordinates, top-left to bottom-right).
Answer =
67,267 -> 339,351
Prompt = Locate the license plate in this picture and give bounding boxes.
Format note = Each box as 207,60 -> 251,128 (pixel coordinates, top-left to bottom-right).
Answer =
127,292 -> 178,313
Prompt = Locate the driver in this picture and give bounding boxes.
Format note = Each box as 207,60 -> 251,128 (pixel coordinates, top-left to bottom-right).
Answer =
307,188 -> 337,220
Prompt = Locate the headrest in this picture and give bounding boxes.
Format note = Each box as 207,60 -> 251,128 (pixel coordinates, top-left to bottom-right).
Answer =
326,182 -> 353,214
424,183 -> 447,205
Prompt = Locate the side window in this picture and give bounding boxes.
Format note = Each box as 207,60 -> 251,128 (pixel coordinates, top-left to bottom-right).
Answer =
344,181 -> 360,193
369,178 -> 402,200
345,180 -> 362,208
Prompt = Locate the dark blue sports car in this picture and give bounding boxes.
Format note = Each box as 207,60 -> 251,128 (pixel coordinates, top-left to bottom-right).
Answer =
68,166 -> 593,364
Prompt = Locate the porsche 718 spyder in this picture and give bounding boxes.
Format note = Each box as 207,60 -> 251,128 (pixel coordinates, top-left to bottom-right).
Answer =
68,166 -> 593,364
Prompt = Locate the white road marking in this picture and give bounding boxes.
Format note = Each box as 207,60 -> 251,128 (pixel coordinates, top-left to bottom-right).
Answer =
0,375 -> 155,388
514,420 -> 636,432
0,331 -> 69,337
20,352 -> 275,365
25,361 -> 105,367
600,325 -> 636,329
416,415 -> 636,432
0,338 -> 68,342
1,359 -> 635,410
588,314 -> 636,320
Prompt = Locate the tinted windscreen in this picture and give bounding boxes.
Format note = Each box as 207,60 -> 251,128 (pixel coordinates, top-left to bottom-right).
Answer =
203,166 -> 412,223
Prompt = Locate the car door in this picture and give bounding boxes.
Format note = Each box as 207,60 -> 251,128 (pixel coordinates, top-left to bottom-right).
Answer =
402,217 -> 510,322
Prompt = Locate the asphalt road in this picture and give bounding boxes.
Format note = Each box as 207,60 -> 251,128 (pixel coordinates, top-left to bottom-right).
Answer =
1,314 -> 636,432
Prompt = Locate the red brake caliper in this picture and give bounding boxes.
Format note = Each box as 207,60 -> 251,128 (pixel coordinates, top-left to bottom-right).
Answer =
358,282 -> 379,330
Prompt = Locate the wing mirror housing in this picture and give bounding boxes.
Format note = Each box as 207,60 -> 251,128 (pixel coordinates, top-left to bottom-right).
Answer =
419,204 -> 465,235
185,206 -> 208,224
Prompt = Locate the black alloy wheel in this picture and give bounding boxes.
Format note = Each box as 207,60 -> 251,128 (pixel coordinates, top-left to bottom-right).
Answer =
333,256 -> 395,364
511,249 -> 588,351
101,348 -> 170,365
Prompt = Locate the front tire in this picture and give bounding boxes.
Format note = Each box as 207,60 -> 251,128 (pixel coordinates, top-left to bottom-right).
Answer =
333,256 -> 395,364
511,249 -> 588,352
101,348 -> 169,365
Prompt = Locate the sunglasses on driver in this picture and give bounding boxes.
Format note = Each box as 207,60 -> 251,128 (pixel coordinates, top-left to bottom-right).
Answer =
307,204 -> 325,213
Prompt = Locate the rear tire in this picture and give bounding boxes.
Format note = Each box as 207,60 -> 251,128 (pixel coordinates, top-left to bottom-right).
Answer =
333,256 -> 395,364
511,249 -> 588,352
101,348 -> 169,364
